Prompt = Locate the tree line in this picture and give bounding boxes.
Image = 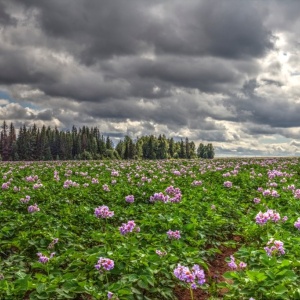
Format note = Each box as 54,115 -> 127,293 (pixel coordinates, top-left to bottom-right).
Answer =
0,121 -> 214,161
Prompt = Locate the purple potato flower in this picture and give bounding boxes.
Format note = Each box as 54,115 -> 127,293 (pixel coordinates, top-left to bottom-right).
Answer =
119,220 -> 139,235
125,195 -> 134,203
95,257 -> 114,272
167,230 -> 181,240
94,205 -> 114,218
174,263 -> 205,288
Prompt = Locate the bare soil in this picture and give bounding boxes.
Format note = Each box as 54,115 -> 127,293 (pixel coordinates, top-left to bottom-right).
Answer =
174,244 -> 237,300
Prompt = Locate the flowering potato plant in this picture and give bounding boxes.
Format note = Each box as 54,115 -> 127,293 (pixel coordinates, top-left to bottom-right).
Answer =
1,158 -> 300,299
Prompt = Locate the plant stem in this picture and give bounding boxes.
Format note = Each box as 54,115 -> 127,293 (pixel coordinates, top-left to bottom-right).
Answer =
104,218 -> 107,232
128,237 -> 131,273
189,286 -> 194,300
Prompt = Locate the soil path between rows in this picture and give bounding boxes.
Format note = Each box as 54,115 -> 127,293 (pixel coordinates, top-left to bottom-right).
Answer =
174,244 -> 238,300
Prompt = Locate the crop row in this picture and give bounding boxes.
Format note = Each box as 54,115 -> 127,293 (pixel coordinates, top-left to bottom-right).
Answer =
1,158 -> 300,299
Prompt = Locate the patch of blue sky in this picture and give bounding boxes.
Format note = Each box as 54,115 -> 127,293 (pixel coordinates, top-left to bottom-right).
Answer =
19,101 -> 39,110
0,90 -> 12,101
0,90 -> 39,109
259,135 -> 292,144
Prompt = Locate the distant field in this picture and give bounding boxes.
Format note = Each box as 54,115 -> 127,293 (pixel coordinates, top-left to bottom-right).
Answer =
1,158 -> 300,299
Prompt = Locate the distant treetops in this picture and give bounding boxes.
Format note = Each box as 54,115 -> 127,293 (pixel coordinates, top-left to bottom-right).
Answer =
0,121 -> 214,161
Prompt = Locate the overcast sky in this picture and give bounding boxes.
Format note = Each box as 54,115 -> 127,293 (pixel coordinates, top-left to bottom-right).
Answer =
0,0 -> 299,156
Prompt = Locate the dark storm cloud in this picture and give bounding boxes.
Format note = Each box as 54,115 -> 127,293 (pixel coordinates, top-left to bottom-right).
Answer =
192,130 -> 229,142
78,96 -> 221,130
0,48 -> 57,85
0,2 -> 16,26
98,56 -> 258,98
10,0 -> 272,62
0,0 -> 299,157
133,57 -> 241,92
36,109 -> 53,121
243,124 -> 276,136
0,0 -> 271,104
224,80 -> 300,128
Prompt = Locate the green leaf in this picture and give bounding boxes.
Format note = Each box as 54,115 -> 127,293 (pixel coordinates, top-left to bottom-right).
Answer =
265,270 -> 275,280
36,284 -> 46,294
223,271 -> 240,280
274,285 -> 288,295
131,287 -> 142,295
245,270 -> 267,282
137,279 -> 148,289
118,288 -> 132,296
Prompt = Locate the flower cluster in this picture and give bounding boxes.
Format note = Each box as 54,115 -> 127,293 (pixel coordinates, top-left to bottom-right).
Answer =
119,220 -> 140,235
262,189 -> 280,198
167,229 -> 181,240
264,239 -> 285,256
165,186 -> 182,203
255,209 -> 281,225
223,181 -> 232,188
37,252 -> 55,264
253,197 -> 260,204
294,189 -> 300,199
191,180 -> 202,186
287,184 -> 295,191
63,180 -> 79,188
54,170 -> 60,181
111,171 -> 119,177
294,218 -> 300,230
28,203 -> 40,213
95,257 -> 114,272
156,250 -> 167,257
174,264 -> 205,289
48,238 -> 59,249
91,178 -> 99,184
20,195 -> 31,203
2,182 -> 10,190
125,195 -> 134,203
26,175 -> 38,182
14,186 -> 20,192
102,184 -> 110,191
228,255 -> 237,270
165,185 -> 181,195
223,172 -> 231,177
94,205 -> 114,218
150,192 -> 169,203
150,186 -> 182,203
33,183 -> 44,190
227,255 -> 247,270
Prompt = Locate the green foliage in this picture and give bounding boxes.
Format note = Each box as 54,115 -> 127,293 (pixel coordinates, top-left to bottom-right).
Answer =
1,157 -> 300,299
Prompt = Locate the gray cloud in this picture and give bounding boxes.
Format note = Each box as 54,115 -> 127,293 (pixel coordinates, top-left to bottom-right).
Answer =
9,0 -> 272,61
0,2 -> 16,26
224,79 -> 300,128
0,0 -> 299,156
